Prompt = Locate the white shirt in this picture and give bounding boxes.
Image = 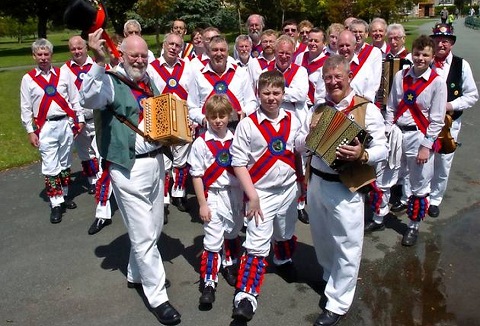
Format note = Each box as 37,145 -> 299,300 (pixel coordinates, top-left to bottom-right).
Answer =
309,90 -> 388,174
187,61 -> 257,124
21,66 -> 83,134
295,51 -> 328,106
385,67 -> 447,149
350,44 -> 383,102
433,51 -> 478,112
230,107 -> 306,189
247,53 -> 275,90
147,56 -> 193,100
188,128 -> 239,188
80,63 -> 160,155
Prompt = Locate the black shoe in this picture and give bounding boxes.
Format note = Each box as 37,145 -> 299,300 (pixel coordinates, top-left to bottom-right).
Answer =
63,198 -> 77,210
128,279 -> 171,289
391,202 -> 407,213
172,197 -> 189,212
364,221 -> 385,233
232,298 -> 254,322
164,206 -> 169,225
199,285 -> 216,304
50,206 -> 62,224
297,208 -> 310,224
402,228 -> 419,247
276,261 -> 297,283
152,301 -> 181,325
428,205 -> 440,218
88,183 -> 96,195
88,218 -> 112,235
314,310 -> 343,326
222,265 -> 238,287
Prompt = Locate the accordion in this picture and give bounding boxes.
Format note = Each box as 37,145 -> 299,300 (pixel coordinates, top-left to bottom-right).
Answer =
306,105 -> 372,171
144,94 -> 193,145
376,58 -> 410,109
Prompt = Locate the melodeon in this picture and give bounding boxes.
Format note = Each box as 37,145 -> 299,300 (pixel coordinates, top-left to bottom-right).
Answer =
306,105 -> 372,171
376,57 -> 410,109
144,94 -> 193,145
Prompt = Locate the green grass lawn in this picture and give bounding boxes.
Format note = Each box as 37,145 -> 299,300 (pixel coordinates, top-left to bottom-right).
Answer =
0,20 -> 434,171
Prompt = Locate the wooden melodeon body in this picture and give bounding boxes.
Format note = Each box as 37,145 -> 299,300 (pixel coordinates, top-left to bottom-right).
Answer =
377,58 -> 410,109
143,93 -> 193,145
306,105 -> 372,171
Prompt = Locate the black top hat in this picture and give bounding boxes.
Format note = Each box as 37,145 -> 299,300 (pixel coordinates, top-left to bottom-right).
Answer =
64,0 -> 107,32
430,23 -> 456,43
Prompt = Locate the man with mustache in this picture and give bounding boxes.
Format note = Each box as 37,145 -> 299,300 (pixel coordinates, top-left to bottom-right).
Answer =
80,29 -> 181,325
246,14 -> 264,58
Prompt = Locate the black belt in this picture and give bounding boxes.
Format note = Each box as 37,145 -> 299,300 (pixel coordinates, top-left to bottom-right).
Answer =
45,115 -> 67,121
397,124 -> 418,132
311,167 -> 341,182
135,147 -> 163,159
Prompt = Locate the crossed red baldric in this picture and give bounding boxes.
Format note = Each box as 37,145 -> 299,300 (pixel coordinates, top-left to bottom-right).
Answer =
28,67 -> 79,133
150,59 -> 188,100
350,44 -> 374,78
66,61 -> 92,90
301,53 -> 329,103
248,111 -> 295,184
266,62 -> 301,87
394,68 -> 439,134
200,134 -> 234,196
202,66 -> 242,113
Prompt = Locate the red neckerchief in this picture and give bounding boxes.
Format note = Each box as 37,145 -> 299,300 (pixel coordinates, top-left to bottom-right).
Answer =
202,66 -> 242,113
350,44 -> 374,78
258,57 -> 271,70
394,68 -> 439,134
150,59 -> 188,100
434,57 -> 446,69
66,61 -> 92,90
28,67 -> 79,133
200,134 -> 234,197
248,111 -> 295,184
301,53 -> 329,103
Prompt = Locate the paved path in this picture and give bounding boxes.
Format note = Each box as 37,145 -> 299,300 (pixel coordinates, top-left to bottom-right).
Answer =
1,19 -> 480,326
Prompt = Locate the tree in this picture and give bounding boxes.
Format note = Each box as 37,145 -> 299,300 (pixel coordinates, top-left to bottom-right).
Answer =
0,0 -> 69,38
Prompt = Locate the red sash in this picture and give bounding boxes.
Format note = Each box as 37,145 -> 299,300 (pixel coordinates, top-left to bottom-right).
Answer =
301,53 -> 329,103
202,66 -> 242,113
66,61 -> 92,90
258,57 -> 270,70
394,68 -> 438,134
200,134 -> 234,195
181,43 -> 194,59
150,59 -> 188,100
293,42 -> 307,61
248,112 -> 295,184
28,67 -> 79,133
350,44 -> 374,79
267,63 -> 301,87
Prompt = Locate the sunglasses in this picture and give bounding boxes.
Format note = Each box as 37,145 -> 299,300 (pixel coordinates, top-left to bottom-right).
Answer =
283,28 -> 297,32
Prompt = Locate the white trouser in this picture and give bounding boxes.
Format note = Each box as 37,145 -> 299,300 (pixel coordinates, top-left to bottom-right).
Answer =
430,118 -> 461,206
109,154 -> 168,308
402,130 -> 434,197
243,182 -> 298,257
203,186 -> 244,265
307,174 -> 364,315
373,160 -> 401,221
74,120 -> 96,161
39,119 -> 73,176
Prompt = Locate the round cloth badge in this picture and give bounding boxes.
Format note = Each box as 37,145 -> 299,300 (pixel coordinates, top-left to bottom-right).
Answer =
216,149 -> 232,167
167,78 -> 178,88
403,90 -> 416,105
138,95 -> 147,110
45,85 -> 57,96
78,72 -> 86,81
269,137 -> 286,156
214,81 -> 228,94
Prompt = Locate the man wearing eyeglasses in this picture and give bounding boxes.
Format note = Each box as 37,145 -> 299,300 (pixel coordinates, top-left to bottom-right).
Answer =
80,29 -> 181,325
246,14 -> 265,58
123,19 -> 155,63
170,19 -> 195,60
282,19 -> 307,61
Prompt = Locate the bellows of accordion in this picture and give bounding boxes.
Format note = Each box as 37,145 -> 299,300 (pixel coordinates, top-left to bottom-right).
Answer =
144,94 -> 193,145
306,105 -> 371,171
